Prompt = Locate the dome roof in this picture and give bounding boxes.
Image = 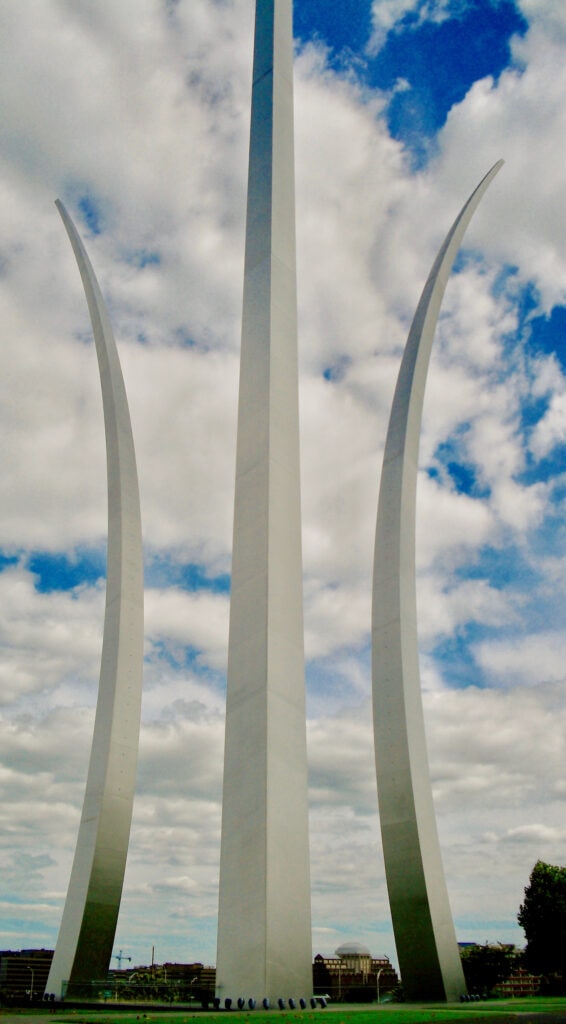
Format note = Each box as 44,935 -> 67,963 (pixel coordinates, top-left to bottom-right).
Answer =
335,941 -> 371,958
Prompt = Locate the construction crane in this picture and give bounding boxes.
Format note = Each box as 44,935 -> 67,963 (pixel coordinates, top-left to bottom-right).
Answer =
113,950 -> 132,969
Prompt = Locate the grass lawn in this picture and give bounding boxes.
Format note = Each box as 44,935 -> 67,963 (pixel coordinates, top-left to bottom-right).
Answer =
7,997 -> 564,1024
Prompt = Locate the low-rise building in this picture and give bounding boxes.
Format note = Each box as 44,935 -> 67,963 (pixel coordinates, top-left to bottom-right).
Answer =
494,967 -> 541,998
108,961 -> 216,1004
313,943 -> 398,1002
0,948 -> 54,1004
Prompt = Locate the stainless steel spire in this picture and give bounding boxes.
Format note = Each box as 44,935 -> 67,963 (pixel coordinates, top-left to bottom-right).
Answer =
372,162 -> 503,1001
215,0 -> 312,1006
46,202 -> 144,1000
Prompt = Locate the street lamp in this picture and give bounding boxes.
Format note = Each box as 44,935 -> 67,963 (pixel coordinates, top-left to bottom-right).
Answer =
376,967 -> 384,1004
26,965 -> 35,1001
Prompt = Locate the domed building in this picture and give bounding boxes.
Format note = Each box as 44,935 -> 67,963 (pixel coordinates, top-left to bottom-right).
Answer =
313,943 -> 398,1002
335,942 -> 372,975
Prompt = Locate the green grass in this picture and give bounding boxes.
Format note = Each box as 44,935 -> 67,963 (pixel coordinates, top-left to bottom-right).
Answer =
6,996 -> 565,1024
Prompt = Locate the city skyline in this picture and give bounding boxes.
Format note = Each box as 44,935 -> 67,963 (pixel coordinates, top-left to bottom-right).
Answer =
1,0 -> 565,974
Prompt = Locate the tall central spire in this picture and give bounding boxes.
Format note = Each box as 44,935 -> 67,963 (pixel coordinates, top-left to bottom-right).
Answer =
215,0 -> 312,1006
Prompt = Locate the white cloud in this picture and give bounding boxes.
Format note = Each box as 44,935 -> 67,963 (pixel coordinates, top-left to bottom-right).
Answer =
435,15 -> 566,312
368,0 -> 453,55
474,631 -> 566,687
0,565 -> 104,706
530,388 -> 566,458
416,474 -> 495,569
145,586 -> 229,672
418,574 -> 515,645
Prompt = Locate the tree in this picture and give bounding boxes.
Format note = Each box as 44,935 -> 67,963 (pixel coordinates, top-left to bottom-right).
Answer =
460,943 -> 517,995
518,860 -> 566,979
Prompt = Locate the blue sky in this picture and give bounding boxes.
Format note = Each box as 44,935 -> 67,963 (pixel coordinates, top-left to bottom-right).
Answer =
1,0 -> 566,980
296,0 -> 528,166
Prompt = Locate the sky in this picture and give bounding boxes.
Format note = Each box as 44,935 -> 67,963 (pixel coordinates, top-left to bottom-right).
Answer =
1,0 -> 566,978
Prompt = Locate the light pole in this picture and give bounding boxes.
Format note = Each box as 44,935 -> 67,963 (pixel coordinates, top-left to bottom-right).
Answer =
376,967 -> 384,1005
26,965 -> 35,1001
336,960 -> 346,1002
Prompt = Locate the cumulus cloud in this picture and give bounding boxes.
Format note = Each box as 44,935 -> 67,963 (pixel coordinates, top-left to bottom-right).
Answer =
434,15 -> 566,311
474,632 -> 566,687
368,0 -> 453,55
530,388 -> 566,459
0,565 -> 105,706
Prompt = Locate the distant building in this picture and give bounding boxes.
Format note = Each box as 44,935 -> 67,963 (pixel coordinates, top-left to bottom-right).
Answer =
494,967 -> 541,998
313,943 -> 398,1002
0,949 -> 54,1004
3,945 -> 407,1007
108,961 -> 216,1005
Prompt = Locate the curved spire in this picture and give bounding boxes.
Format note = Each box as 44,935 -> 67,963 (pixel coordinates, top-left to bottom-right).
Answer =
46,203 -> 144,999
372,162 -> 503,1001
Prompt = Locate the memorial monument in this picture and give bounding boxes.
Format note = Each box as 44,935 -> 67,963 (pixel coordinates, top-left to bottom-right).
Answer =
215,0 -> 312,1007
42,0 -> 504,1003
372,161 -> 503,1001
45,202 -> 144,1000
